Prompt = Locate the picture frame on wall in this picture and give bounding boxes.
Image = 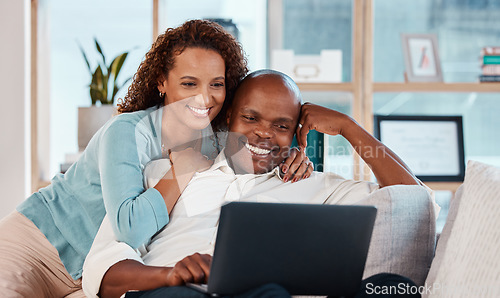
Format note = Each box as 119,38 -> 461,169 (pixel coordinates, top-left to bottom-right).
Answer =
401,33 -> 443,82
374,115 -> 465,182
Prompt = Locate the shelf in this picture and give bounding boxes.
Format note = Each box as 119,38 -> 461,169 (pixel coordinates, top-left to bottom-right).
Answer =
424,181 -> 462,192
297,82 -> 500,93
297,82 -> 354,92
374,82 -> 500,93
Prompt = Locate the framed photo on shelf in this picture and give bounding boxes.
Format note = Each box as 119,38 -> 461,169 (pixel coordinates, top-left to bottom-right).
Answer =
374,115 -> 465,182
401,34 -> 443,82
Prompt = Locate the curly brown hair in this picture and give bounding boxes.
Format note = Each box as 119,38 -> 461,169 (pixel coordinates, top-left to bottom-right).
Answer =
117,19 -> 248,132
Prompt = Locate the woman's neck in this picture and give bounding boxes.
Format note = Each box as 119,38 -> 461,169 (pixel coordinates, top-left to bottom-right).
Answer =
161,107 -> 202,152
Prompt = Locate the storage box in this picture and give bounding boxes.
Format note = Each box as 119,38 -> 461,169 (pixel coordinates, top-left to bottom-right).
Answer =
271,49 -> 342,83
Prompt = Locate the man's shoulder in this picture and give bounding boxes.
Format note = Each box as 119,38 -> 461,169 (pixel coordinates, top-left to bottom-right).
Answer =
277,171 -> 348,189
293,170 -> 379,191
309,170 -> 346,180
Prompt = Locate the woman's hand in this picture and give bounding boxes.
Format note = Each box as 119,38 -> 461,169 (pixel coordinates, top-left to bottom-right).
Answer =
155,148 -> 213,213
280,147 -> 314,183
165,253 -> 212,287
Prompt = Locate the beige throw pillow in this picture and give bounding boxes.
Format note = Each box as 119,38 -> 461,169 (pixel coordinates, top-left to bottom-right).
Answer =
424,160 -> 500,297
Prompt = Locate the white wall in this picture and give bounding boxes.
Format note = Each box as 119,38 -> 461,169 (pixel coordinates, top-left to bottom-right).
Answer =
0,0 -> 30,219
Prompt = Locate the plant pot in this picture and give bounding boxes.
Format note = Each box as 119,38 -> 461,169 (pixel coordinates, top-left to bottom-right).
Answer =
78,105 -> 116,151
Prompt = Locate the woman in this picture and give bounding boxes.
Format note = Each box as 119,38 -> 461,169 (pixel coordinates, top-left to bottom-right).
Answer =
0,20 -> 311,297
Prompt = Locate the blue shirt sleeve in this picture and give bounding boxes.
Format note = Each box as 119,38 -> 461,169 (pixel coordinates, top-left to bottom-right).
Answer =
98,119 -> 169,248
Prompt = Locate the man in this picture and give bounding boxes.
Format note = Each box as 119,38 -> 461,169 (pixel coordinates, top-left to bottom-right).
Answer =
83,70 -> 429,298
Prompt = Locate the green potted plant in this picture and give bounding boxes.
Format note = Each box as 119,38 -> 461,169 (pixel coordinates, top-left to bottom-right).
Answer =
77,38 -> 132,151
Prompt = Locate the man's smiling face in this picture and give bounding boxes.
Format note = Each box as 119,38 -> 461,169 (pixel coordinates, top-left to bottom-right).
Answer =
225,72 -> 302,174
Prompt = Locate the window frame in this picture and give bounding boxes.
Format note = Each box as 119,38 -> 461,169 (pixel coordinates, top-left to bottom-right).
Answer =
32,0 -> 500,191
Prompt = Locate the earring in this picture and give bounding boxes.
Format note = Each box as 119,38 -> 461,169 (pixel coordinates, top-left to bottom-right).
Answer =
159,91 -> 164,98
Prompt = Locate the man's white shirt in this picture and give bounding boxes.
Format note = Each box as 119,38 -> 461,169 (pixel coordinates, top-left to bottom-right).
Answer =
82,150 -> 382,297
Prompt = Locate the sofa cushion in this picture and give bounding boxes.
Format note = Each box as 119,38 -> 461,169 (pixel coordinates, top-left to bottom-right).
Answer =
424,160 -> 500,297
353,185 -> 436,286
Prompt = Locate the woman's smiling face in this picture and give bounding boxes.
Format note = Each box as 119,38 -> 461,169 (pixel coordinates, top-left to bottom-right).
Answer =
159,47 -> 226,131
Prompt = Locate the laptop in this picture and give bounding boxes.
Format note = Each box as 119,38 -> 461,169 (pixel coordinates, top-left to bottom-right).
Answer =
187,201 -> 377,297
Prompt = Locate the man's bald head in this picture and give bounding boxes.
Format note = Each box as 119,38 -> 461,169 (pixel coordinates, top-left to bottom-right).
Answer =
233,69 -> 303,108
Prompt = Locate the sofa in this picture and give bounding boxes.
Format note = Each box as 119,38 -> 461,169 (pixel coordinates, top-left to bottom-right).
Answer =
359,160 -> 500,297
422,160 -> 500,297
354,183 -> 436,286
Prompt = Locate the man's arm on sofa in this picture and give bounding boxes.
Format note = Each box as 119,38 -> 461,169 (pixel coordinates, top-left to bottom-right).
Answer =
99,254 -> 211,298
297,103 -> 420,187
82,214 -> 212,298
99,260 -> 168,298
82,215 -> 147,298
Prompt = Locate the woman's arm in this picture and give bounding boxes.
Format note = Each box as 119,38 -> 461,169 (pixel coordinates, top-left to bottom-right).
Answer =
98,120 -> 170,248
98,116 -> 214,248
154,148 -> 213,213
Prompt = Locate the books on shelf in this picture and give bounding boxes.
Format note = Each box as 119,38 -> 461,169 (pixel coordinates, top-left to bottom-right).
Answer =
479,76 -> 500,82
479,46 -> 500,82
481,46 -> 500,56
479,75 -> 500,82
483,56 -> 500,64
482,64 -> 500,75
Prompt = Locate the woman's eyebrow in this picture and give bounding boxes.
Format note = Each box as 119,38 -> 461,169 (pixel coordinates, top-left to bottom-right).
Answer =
180,76 -> 198,80
179,76 -> 225,80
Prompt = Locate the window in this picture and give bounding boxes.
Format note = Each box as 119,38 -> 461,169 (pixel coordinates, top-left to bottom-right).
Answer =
277,0 -> 354,177
158,0 -> 267,71
39,0 -> 152,179
374,0 -> 500,82
282,0 -> 352,82
373,0 -> 500,167
34,0 -> 500,187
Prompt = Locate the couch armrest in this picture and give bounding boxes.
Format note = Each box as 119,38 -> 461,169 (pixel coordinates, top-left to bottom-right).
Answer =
353,185 -> 436,286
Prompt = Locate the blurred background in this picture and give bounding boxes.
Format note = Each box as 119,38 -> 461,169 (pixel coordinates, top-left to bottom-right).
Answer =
1,0 -> 500,224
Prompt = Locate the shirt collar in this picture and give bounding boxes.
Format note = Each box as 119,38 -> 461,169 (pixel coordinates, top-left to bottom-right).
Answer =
208,149 -> 283,180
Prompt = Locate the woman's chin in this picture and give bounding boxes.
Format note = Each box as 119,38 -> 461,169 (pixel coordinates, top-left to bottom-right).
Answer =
185,119 -> 212,131
185,109 -> 217,129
